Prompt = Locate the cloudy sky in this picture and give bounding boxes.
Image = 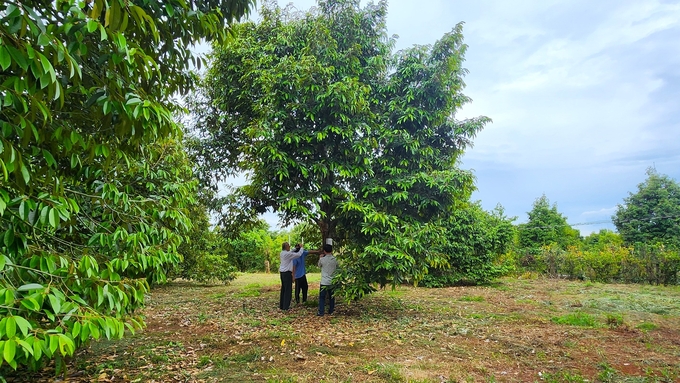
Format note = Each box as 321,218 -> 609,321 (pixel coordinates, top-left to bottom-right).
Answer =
237,0 -> 680,234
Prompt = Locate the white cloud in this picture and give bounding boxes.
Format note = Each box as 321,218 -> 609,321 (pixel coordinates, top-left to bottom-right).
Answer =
581,207 -> 617,216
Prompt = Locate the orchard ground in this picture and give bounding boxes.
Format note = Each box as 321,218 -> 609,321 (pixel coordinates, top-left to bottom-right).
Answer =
9,274 -> 680,383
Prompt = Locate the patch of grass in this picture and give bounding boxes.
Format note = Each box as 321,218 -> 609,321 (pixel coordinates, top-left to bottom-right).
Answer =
597,362 -> 619,383
237,289 -> 261,297
265,329 -> 292,339
605,312 -> 624,328
210,292 -> 226,299
541,370 -> 588,382
385,288 -> 406,297
240,318 -> 262,327
228,347 -> 263,363
459,295 -> 485,302
267,317 -> 294,326
637,322 -> 658,331
551,312 -> 599,327
197,355 -> 211,367
362,361 -> 404,383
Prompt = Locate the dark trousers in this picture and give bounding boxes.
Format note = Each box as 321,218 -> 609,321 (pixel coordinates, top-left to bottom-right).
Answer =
318,285 -> 335,315
295,275 -> 308,303
279,271 -> 293,310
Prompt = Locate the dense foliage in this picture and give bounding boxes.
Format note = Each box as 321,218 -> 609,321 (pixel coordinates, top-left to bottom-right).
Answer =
521,242 -> 680,285
613,168 -> 680,248
189,0 -> 488,297
174,203 -> 236,284
0,0 -> 253,371
518,195 -> 580,250
421,203 -> 516,287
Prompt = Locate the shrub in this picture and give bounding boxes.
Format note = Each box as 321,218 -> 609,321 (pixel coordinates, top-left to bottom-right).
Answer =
422,202 -> 515,287
517,241 -> 680,286
183,254 -> 237,285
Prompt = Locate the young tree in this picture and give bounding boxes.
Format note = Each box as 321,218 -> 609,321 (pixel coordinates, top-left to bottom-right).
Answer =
189,0 -> 488,296
613,168 -> 680,247
0,0 -> 254,371
518,195 -> 580,250
422,202 -> 516,287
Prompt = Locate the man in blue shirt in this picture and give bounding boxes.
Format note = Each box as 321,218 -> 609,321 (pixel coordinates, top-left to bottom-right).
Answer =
292,246 -> 310,304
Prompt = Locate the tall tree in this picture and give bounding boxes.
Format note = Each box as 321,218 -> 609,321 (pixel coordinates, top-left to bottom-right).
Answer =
613,168 -> 680,247
0,0 -> 254,371
189,0 -> 489,295
518,195 -> 580,250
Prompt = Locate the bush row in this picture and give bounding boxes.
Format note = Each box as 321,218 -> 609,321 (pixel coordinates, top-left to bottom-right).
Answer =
516,243 -> 680,285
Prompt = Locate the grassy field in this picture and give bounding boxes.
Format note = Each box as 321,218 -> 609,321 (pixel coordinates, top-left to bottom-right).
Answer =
8,273 -> 680,382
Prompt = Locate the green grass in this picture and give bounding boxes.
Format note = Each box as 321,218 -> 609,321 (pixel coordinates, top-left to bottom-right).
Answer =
551,312 -> 600,327
637,322 -> 659,331
541,370 -> 588,383
459,295 -> 485,302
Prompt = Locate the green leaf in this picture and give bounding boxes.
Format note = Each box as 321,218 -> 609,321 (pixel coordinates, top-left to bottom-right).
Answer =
20,163 -> 30,183
0,46 -> 10,71
5,316 -> 16,338
48,208 -> 58,229
32,338 -> 42,361
16,283 -> 43,292
57,334 -> 75,356
48,294 -> 61,314
3,340 -> 16,364
14,316 -> 31,337
18,200 -> 29,220
48,335 -> 58,355
20,298 -> 41,312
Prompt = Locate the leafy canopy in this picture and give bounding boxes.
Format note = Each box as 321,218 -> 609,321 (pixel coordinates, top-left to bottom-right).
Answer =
613,168 -> 680,247
0,0 -> 253,372
189,0 -> 489,297
518,194 -> 580,250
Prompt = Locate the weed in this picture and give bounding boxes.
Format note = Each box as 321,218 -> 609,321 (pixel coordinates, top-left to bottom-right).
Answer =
605,312 -> 624,328
596,362 -> 618,382
551,312 -> 599,327
197,312 -> 208,323
197,355 -> 211,367
150,354 -> 169,363
637,322 -> 658,331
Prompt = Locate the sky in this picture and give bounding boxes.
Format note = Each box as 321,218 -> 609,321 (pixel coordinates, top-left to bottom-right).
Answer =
229,0 -> 680,234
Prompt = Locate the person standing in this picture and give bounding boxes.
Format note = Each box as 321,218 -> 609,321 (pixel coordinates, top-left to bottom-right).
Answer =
279,242 -> 303,311
292,246 -> 310,304
317,244 -> 338,316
